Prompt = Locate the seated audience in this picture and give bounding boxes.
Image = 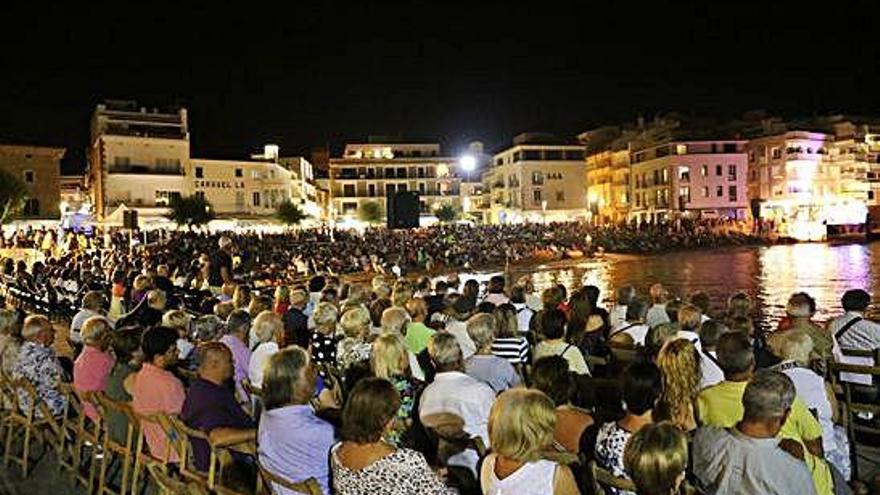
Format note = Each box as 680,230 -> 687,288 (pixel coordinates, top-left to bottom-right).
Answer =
655,339 -> 700,432
73,316 -> 115,421
181,342 -> 255,472
623,422 -> 689,495
490,303 -> 530,369
404,298 -> 435,355
609,297 -> 650,346
331,378 -> 454,494
259,346 -> 335,495
371,333 -> 419,446
130,326 -> 185,462
693,370 -> 817,495
310,302 -> 340,367
336,306 -> 373,372
12,315 -> 67,418
531,356 -> 593,454
248,310 -> 284,388
595,361 -> 662,494
534,309 -> 590,376
465,313 -> 520,393
420,332 -> 495,475
104,327 -> 142,445
480,388 -> 579,495
220,309 -> 252,400
698,319 -> 727,389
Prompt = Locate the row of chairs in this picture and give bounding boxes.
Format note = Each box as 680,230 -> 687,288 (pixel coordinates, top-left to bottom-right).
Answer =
0,371 -> 323,495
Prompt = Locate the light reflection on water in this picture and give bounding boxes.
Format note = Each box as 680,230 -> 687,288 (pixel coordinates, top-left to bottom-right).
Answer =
461,242 -> 878,330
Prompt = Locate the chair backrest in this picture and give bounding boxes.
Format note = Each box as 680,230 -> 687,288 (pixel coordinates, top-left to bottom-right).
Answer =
256,460 -> 322,495
421,412 -> 487,463
828,359 -> 880,481
146,463 -> 210,495
588,460 -> 636,494
93,392 -> 137,449
607,341 -> 641,372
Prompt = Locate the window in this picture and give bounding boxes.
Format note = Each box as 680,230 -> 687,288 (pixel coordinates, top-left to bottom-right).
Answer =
869,191 -> 875,200
343,184 -> 355,197
235,168 -> 243,178
678,166 -> 690,182
252,170 -> 261,179
396,167 -> 407,178
532,172 -> 544,185
723,143 -> 737,153
235,192 -> 244,209
342,202 -> 357,213
23,170 -> 34,183
676,144 -> 688,155
661,168 -> 669,184
23,198 -> 39,216
368,184 -> 376,197
728,165 -> 737,181
716,186 -> 723,197
678,186 -> 690,205
114,156 -> 131,166
564,150 -> 584,160
194,191 -> 205,200
523,150 -> 541,160
556,190 -> 565,202
728,185 -> 737,202
545,150 -> 563,160
701,165 -> 708,177
195,167 -> 204,178
533,190 -> 542,204
418,183 -> 426,194
496,158 -> 504,166
253,192 -> 261,207
513,151 -> 522,162
771,147 -> 782,159
715,165 -> 722,176
702,186 -> 709,197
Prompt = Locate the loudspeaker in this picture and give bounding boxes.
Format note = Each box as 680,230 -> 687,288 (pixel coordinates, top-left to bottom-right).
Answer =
386,190 -> 420,229
123,210 -> 139,230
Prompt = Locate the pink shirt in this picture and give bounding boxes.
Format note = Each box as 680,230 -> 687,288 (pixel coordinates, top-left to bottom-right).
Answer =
73,345 -> 115,421
131,363 -> 186,462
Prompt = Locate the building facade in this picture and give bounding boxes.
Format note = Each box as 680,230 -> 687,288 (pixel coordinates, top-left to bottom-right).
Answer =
328,142 -> 461,222
190,159 -> 292,215
88,100 -> 190,218
585,149 -> 630,223
0,144 -> 65,217
481,134 -> 587,224
629,140 -> 748,223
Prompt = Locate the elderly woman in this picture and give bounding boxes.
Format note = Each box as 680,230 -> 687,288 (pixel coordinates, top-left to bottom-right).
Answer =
192,314 -> 225,343
0,308 -> 21,377
248,311 -> 284,388
480,388 -> 580,495
379,307 -> 424,381
336,307 -> 372,372
772,330 -> 851,480
623,422 -> 689,495
73,316 -> 116,421
162,309 -> 194,360
310,302 -> 340,367
331,378 -> 454,495
370,333 -> 420,446
259,346 -> 335,495
465,313 -> 520,393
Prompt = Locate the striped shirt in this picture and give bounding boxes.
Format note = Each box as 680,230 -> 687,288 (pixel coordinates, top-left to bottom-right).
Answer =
491,336 -> 529,365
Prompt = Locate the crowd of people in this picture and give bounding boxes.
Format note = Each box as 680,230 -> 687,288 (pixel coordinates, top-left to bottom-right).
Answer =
0,224 -> 878,495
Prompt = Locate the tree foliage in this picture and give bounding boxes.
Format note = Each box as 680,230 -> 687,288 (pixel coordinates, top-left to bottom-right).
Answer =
165,195 -> 215,227
276,200 -> 309,226
434,203 -> 459,223
357,201 -> 384,224
0,170 -> 29,224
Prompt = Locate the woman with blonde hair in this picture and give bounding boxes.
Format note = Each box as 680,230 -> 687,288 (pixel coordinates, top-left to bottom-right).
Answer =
337,307 -> 372,372
655,339 -> 701,432
623,422 -> 689,495
370,333 -> 419,446
310,302 -> 340,367
480,388 -> 580,495
273,285 -> 291,315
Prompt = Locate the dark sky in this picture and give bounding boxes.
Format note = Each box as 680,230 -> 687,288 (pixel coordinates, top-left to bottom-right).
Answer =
2,0 -> 879,173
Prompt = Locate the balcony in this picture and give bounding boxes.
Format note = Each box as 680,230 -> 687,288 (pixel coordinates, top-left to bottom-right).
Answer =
108,164 -> 183,175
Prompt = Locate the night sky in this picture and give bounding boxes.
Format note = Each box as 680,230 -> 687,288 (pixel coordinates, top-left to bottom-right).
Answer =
1,1 -> 879,173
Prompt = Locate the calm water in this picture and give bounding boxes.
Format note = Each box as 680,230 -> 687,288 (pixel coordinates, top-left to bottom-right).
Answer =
464,242 -> 880,330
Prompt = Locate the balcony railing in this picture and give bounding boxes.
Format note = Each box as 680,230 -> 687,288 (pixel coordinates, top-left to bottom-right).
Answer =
108,164 -> 183,175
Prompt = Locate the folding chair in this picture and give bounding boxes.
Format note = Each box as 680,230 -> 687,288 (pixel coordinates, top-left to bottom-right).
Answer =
828,358 -> 880,481
130,411 -> 176,495
94,393 -> 137,495
588,460 -> 636,495
2,377 -> 62,476
57,384 -> 102,493
255,459 -> 323,495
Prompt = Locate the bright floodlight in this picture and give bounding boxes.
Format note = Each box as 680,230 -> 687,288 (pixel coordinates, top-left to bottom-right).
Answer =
459,154 -> 477,172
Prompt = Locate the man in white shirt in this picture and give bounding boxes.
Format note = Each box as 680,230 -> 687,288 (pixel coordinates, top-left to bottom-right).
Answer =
646,283 -> 671,329
482,275 -> 510,306
827,289 -> 880,386
698,320 -> 727,389
70,291 -> 107,350
420,332 -> 495,475
693,370 -> 817,495
609,296 -> 650,345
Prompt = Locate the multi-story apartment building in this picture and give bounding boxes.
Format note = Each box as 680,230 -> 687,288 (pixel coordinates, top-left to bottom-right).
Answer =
0,144 -> 65,217
328,142 -> 461,221
584,149 -> 630,223
278,156 -> 321,218
482,134 -> 587,224
629,140 -> 748,223
88,100 -> 190,218
190,158 -> 292,215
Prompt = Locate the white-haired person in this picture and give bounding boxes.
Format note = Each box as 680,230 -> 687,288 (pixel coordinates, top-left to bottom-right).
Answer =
73,316 -> 115,421
337,307 -> 373,372
12,315 -> 67,418
420,332 -> 495,476
380,306 -> 425,381
772,330 -> 851,481
248,310 -> 285,388
310,302 -> 340,368
480,388 -> 579,495
465,313 -> 521,393
163,309 -> 195,360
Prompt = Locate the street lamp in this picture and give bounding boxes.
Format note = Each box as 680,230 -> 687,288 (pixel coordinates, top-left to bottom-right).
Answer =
459,154 -> 476,183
